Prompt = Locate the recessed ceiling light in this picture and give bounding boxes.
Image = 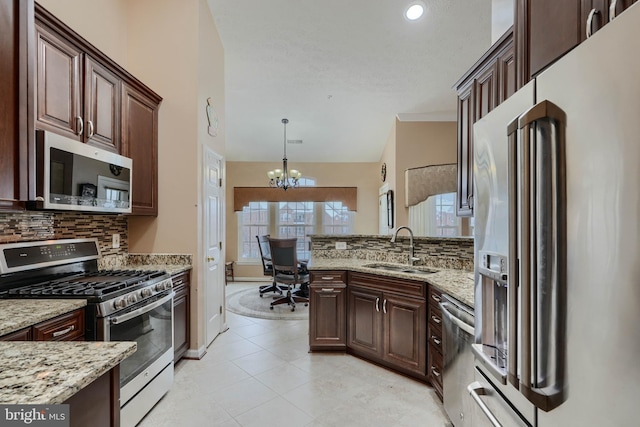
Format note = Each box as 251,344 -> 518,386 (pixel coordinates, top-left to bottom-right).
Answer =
405,2 -> 425,21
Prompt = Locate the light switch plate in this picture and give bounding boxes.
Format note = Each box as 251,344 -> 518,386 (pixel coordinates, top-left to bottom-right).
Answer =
112,234 -> 120,249
335,242 -> 347,250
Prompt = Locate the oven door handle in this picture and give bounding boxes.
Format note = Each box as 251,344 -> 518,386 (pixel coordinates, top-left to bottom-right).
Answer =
110,291 -> 174,325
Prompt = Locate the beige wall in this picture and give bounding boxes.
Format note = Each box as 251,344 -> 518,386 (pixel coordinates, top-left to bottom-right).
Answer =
34,0 -> 226,354
226,161 -> 379,278
384,120 -> 457,226
37,0 -> 130,66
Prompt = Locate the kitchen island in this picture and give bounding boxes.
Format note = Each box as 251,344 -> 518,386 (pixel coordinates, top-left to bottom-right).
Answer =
0,341 -> 136,404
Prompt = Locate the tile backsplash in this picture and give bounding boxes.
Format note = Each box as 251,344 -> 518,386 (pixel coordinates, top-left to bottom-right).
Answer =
310,234 -> 474,270
0,211 -> 127,257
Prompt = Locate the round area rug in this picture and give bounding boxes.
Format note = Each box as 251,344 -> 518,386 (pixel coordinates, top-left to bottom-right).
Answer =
226,287 -> 309,320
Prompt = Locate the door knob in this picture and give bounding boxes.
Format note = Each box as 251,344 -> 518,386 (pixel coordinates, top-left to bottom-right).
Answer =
206,256 -> 215,262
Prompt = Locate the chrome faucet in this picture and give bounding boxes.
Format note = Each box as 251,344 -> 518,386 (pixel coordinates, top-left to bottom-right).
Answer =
390,226 -> 420,266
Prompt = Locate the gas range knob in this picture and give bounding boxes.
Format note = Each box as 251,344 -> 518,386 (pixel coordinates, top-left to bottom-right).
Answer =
114,298 -> 126,309
127,294 -> 137,304
141,288 -> 153,298
154,282 -> 165,291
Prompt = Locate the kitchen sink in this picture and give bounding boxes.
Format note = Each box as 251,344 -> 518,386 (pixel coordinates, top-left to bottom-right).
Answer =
363,263 -> 437,275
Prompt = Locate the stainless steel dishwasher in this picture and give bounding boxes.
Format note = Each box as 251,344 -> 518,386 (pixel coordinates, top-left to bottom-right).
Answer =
440,294 -> 475,427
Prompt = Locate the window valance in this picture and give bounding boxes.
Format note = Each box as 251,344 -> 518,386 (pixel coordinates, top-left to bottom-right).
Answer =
233,187 -> 358,211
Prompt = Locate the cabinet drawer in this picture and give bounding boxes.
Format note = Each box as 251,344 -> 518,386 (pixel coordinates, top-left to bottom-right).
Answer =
428,323 -> 443,355
429,346 -> 444,391
33,309 -> 85,341
171,271 -> 190,289
0,327 -> 32,341
428,306 -> 443,329
349,272 -> 426,299
310,271 -> 347,284
428,286 -> 443,309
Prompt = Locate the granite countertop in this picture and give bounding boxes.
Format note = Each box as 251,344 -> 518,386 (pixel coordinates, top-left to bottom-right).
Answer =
0,300 -> 87,337
99,254 -> 192,276
308,258 -> 474,308
115,264 -> 191,275
0,341 -> 136,404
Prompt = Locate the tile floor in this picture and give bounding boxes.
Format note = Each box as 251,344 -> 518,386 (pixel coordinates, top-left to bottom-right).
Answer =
138,282 -> 452,427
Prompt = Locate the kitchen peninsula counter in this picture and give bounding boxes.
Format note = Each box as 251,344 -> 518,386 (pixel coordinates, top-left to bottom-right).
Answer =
308,258 -> 474,307
0,300 -> 87,337
0,341 -> 136,404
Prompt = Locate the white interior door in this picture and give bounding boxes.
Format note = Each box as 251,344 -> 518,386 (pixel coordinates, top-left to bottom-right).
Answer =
379,183 -> 390,235
203,146 -> 223,347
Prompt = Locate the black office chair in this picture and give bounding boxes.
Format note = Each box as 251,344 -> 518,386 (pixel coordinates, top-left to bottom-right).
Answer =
256,235 -> 286,297
268,237 -> 310,311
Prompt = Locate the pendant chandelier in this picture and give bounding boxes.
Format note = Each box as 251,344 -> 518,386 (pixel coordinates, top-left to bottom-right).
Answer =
267,118 -> 302,190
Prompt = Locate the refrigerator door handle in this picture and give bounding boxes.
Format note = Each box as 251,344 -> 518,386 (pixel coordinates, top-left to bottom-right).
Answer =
609,0 -> 618,22
468,381 -> 503,427
507,117 -> 519,388
517,100 -> 567,412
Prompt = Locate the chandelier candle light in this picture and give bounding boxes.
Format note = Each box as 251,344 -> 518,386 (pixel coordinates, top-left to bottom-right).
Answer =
267,118 -> 302,190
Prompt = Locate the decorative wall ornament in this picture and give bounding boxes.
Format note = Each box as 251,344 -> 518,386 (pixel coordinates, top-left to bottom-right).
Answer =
206,97 -> 218,137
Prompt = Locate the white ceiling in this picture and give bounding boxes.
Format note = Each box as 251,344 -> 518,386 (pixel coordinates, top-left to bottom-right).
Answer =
207,0 -> 493,163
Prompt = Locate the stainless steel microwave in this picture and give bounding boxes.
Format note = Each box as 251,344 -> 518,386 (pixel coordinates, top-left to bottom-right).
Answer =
29,130 -> 133,214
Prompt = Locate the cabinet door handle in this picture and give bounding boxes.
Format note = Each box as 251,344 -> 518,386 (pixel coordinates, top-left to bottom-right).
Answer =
173,279 -> 183,286
431,294 -> 441,303
431,366 -> 441,377
321,288 -> 334,293
321,276 -> 335,280
431,336 -> 441,346
431,315 -> 441,324
586,8 -> 600,38
52,325 -> 75,338
87,120 -> 94,138
76,116 -> 84,136
609,0 -> 618,22
383,299 -> 387,314
375,297 -> 380,312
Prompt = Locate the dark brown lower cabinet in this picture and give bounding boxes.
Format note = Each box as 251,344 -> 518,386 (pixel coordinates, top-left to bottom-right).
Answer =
172,271 -> 191,362
0,308 -> 85,341
346,272 -> 427,381
64,366 -> 120,427
309,273 -> 347,351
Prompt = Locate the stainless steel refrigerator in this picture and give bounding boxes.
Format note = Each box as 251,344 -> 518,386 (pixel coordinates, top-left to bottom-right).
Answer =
470,4 -> 640,426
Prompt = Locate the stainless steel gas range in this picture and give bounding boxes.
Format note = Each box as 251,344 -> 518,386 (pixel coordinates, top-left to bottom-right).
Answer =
0,238 -> 174,427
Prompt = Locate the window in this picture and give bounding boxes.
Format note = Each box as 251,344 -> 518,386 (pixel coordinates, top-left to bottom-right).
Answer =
237,177 -> 354,262
408,192 -> 471,237
277,202 -> 314,260
323,201 -> 353,235
239,202 -> 269,261
433,193 -> 458,236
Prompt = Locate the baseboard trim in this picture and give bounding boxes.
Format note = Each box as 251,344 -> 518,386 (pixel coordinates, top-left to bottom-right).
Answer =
183,346 -> 206,360
228,277 -> 271,282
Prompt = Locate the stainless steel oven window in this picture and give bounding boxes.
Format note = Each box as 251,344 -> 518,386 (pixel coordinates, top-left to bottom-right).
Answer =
107,292 -> 173,388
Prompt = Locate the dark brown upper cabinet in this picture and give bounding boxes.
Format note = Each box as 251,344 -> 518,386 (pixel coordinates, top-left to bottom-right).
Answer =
516,0 -> 636,84
35,22 -> 121,153
455,29 -> 515,217
84,56 -> 121,153
122,83 -> 160,216
0,0 -> 34,209
33,3 -> 162,215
